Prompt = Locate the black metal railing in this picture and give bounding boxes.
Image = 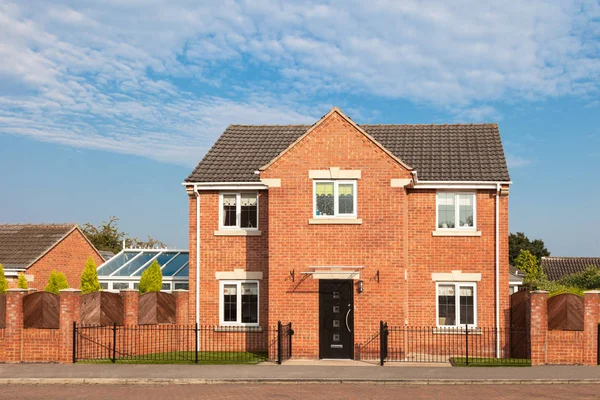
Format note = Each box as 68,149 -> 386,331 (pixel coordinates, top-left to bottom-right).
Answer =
372,324 -> 530,366
73,321 -> 293,364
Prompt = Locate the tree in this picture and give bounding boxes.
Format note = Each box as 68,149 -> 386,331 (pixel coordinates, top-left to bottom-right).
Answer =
82,216 -> 166,254
138,260 -> 163,294
80,257 -> 102,294
514,249 -> 542,289
509,232 -> 550,265
17,273 -> 28,289
0,264 -> 7,294
45,270 -> 69,294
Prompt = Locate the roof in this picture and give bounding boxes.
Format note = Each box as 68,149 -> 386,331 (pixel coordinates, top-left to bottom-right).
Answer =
0,224 -> 78,269
186,113 -> 510,183
509,265 -> 524,284
97,248 -> 189,279
541,257 -> 600,281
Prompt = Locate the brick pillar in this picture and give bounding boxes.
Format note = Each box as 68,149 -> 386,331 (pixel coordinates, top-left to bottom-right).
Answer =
120,289 -> 138,325
58,288 -> 81,364
4,289 -> 27,362
172,290 -> 190,325
530,290 -> 549,366
583,290 -> 600,366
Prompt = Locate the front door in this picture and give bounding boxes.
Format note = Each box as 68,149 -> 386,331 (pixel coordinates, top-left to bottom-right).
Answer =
319,280 -> 354,359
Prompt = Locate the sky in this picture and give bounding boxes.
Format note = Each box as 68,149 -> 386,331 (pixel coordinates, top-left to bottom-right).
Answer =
0,0 -> 599,256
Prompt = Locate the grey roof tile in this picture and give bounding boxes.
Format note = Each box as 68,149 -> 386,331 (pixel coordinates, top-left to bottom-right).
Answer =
0,224 -> 77,269
186,123 -> 510,182
541,257 -> 600,281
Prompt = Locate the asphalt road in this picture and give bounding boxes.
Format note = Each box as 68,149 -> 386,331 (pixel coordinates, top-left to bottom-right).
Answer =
2,384 -> 600,399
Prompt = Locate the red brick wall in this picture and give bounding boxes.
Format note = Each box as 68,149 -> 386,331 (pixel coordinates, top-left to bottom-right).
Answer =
27,228 -> 103,291
188,190 -> 269,327
407,190 -> 509,329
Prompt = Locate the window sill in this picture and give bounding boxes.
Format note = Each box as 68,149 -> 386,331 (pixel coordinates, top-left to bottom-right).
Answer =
214,230 -> 262,236
433,327 -> 481,335
214,325 -> 263,332
432,230 -> 481,237
309,218 -> 362,225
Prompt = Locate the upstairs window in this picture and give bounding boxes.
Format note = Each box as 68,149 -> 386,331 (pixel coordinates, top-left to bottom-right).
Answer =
436,192 -> 476,229
220,193 -> 258,229
314,181 -> 357,218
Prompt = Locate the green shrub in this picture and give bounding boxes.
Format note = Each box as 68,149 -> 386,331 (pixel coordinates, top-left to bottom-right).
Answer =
558,266 -> 600,290
138,260 -> 162,294
80,257 -> 102,294
0,264 -> 7,294
17,273 -> 28,289
45,270 -> 69,294
514,249 -> 542,289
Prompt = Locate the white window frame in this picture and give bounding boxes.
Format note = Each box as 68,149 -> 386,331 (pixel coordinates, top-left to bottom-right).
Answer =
312,180 -> 358,218
435,282 -> 478,328
435,192 -> 477,230
219,192 -> 259,230
219,280 -> 260,327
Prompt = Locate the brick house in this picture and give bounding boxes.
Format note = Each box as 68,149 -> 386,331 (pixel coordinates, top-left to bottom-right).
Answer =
184,107 -> 511,360
0,224 -> 104,289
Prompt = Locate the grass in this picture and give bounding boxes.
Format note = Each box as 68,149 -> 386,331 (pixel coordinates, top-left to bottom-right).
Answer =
451,357 -> 531,367
78,351 -> 269,365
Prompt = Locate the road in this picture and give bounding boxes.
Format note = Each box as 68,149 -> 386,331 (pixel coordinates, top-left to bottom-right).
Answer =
2,384 -> 599,399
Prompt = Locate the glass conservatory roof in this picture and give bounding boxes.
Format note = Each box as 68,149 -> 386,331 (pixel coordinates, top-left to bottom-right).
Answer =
97,249 -> 189,278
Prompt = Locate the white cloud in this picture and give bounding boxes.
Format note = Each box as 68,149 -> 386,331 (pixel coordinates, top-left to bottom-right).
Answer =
506,154 -> 533,168
0,0 -> 598,164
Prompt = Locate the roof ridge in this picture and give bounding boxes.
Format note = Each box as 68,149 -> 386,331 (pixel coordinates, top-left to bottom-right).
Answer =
227,123 -> 498,127
543,256 -> 600,259
0,223 -> 77,227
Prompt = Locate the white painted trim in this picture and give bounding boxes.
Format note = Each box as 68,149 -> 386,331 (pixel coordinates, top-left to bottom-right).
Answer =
435,191 -> 477,231
312,180 -> 358,218
309,168 -> 362,179
432,230 -> 481,237
308,218 -> 362,225
260,178 -> 281,188
415,180 -> 512,185
214,230 -> 263,236
218,192 -> 259,231
431,270 -> 482,282
215,269 -> 263,280
390,178 -> 412,187
218,280 -> 260,327
197,185 -> 267,191
415,183 -> 498,189
302,271 -> 361,280
435,282 -> 478,328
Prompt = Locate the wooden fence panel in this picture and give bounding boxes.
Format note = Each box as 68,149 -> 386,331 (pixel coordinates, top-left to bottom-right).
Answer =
510,290 -> 530,359
23,292 -> 59,329
80,292 -> 124,326
547,293 -> 584,331
138,292 -> 176,325
0,293 -> 5,328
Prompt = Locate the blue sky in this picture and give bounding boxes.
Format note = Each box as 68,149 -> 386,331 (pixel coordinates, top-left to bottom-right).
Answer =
0,0 -> 599,255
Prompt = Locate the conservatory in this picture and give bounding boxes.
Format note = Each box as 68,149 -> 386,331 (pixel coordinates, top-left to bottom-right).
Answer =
96,248 -> 189,291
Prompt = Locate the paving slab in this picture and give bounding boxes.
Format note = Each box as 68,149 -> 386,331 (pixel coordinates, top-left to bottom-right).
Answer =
0,364 -> 599,385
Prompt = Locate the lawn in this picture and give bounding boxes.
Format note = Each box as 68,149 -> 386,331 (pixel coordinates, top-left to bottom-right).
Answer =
78,351 -> 269,365
451,357 -> 531,367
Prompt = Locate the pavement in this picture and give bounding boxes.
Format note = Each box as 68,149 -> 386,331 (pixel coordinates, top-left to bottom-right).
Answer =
0,363 -> 600,385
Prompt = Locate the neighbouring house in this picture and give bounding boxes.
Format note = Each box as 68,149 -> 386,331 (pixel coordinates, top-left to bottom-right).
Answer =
541,256 -> 600,281
98,250 -> 115,261
96,247 -> 189,291
184,107 -> 511,360
509,266 -> 524,294
0,223 -> 104,289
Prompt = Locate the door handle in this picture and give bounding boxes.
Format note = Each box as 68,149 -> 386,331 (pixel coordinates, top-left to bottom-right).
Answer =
345,305 -> 352,333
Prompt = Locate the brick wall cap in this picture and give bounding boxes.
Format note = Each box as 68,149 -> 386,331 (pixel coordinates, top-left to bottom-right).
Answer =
6,288 -> 28,292
119,289 -> 138,292
583,290 -> 600,294
531,290 -> 549,294
172,289 -> 190,292
59,288 -> 81,293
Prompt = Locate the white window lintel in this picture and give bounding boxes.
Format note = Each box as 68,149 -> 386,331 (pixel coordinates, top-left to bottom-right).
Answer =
431,270 -> 482,282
